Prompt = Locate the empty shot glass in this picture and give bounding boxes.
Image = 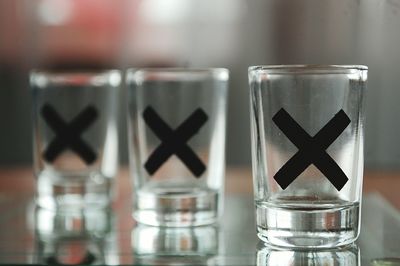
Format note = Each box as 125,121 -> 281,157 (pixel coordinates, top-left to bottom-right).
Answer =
127,68 -> 229,226
31,70 -> 121,210
249,65 -> 367,248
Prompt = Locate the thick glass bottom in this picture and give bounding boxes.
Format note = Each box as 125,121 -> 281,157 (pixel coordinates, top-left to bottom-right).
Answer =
256,201 -> 360,248
36,170 -> 113,210
134,187 -> 220,227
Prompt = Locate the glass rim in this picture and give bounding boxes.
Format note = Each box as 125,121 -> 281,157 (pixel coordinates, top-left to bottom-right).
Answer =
248,65 -> 368,74
30,69 -> 122,88
30,69 -> 121,78
126,67 -> 229,82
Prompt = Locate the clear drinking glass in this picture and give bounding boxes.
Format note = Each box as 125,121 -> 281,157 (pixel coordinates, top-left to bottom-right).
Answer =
126,68 -> 229,226
249,65 -> 367,248
30,70 -> 121,210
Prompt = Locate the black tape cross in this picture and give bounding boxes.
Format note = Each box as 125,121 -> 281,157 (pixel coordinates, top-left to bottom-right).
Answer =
41,104 -> 98,165
143,106 -> 208,177
272,108 -> 350,191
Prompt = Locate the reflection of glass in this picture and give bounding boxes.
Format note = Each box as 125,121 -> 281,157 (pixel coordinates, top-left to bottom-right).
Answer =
132,224 -> 219,265
30,70 -> 121,210
249,65 -> 367,248
127,68 -> 229,226
257,243 -> 360,266
371,258 -> 400,266
33,206 -> 119,265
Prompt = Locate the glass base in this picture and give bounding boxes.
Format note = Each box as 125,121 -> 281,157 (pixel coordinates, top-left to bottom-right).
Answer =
134,187 -> 220,227
36,170 -> 113,210
256,201 -> 360,248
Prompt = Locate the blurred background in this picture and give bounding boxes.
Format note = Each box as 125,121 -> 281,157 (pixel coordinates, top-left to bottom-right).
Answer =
0,0 -> 399,169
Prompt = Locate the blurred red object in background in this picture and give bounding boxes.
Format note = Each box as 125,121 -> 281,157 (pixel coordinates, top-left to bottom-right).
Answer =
1,0 -> 141,68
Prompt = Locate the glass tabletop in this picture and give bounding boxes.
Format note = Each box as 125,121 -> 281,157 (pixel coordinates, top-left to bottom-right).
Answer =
0,193 -> 399,265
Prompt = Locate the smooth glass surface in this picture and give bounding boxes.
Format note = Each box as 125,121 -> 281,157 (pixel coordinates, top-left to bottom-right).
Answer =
0,193 -> 399,265
126,68 -> 229,226
30,70 -> 121,210
132,224 -> 219,265
249,65 -> 368,248
257,243 -> 360,265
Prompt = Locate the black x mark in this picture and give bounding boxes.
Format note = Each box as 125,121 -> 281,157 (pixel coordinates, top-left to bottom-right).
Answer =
272,108 -> 350,191
143,106 -> 208,178
41,104 -> 98,165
